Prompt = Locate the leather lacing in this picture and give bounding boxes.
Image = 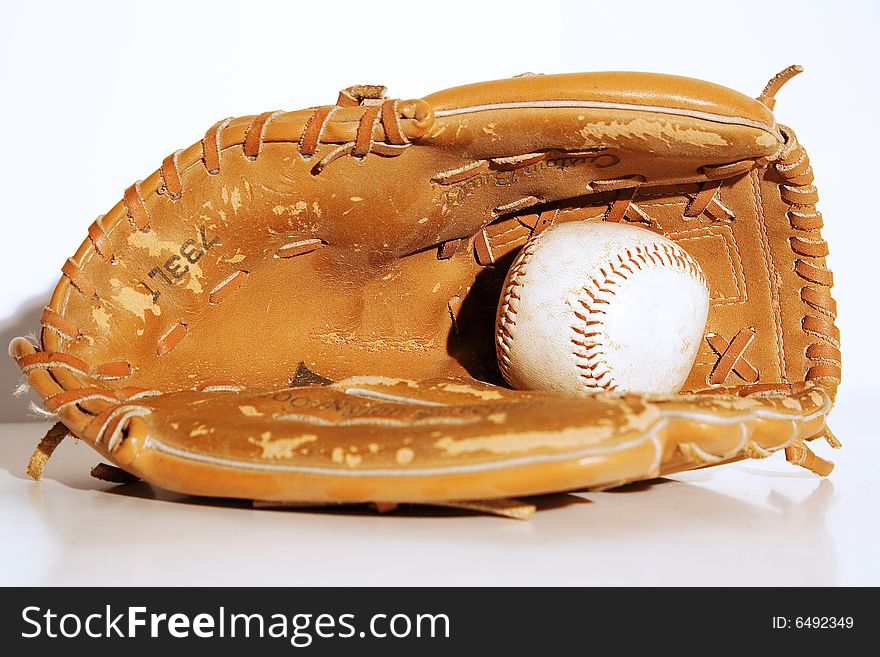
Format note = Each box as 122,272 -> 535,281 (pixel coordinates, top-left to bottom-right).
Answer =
20,73 -> 841,484
25,85 -> 432,460
152,85 -> 425,221
775,125 -> 841,385
58,86 -> 428,348
732,122 -> 841,476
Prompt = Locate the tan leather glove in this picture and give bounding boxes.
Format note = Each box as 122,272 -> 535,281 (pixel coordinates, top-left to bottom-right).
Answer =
10,66 -> 840,517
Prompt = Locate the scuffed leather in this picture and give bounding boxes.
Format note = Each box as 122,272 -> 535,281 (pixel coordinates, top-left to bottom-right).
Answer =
9,68 -> 840,505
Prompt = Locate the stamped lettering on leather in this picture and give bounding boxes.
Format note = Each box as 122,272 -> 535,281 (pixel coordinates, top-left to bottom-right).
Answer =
141,226 -> 220,302
440,153 -> 619,211
269,389 -> 532,422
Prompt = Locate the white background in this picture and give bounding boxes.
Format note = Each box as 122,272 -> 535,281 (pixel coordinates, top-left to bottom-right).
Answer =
0,0 -> 877,586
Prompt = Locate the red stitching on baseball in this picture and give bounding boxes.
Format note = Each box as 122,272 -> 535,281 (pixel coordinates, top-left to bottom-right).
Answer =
495,232 -> 547,383
570,241 -> 707,392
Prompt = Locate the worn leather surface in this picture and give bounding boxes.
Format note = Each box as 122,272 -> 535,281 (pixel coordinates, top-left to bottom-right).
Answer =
10,67 -> 840,504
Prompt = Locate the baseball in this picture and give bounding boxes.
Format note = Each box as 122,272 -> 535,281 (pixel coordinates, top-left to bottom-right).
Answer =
495,221 -> 709,395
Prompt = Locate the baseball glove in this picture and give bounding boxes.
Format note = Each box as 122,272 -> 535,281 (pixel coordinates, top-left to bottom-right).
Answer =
10,65 -> 840,518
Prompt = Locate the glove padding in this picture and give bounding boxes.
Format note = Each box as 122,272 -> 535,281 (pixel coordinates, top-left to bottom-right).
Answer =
11,66 -> 841,514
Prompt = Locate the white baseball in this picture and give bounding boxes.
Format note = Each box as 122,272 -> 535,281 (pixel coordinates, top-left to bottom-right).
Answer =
495,221 -> 709,395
